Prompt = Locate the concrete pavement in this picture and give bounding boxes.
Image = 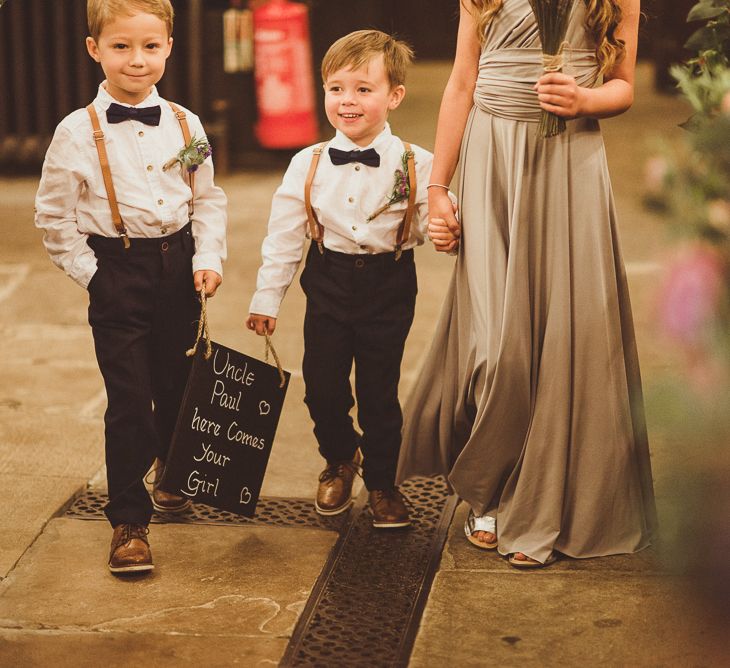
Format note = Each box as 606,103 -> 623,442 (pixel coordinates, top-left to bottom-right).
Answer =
1,62 -> 728,666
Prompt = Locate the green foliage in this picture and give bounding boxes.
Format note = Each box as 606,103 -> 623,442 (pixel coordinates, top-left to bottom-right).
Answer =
684,0 -> 730,73
671,61 -> 730,115
646,1 -> 730,253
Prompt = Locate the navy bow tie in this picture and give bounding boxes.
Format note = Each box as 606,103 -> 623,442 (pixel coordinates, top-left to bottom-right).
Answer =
106,103 -> 161,126
328,147 -> 380,168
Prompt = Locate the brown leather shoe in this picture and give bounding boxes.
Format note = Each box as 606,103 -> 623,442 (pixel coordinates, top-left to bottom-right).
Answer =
369,488 -> 411,528
108,524 -> 154,574
315,450 -> 362,516
151,458 -> 191,513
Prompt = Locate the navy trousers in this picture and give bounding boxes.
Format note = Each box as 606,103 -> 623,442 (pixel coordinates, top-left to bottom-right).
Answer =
299,243 -> 417,490
87,225 -> 198,527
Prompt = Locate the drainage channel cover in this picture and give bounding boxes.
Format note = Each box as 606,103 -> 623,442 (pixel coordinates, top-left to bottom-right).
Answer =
64,489 -> 347,531
280,476 -> 458,668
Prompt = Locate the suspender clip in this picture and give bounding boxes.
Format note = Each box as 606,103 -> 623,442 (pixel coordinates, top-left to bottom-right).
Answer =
93,130 -> 105,141
317,240 -> 324,255
120,230 -> 131,250
394,244 -> 402,261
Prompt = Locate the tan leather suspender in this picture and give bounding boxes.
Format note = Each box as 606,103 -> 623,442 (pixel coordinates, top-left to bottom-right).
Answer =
87,104 -> 129,248
167,102 -> 195,218
304,142 -> 327,254
86,101 -> 195,249
303,141 -> 418,260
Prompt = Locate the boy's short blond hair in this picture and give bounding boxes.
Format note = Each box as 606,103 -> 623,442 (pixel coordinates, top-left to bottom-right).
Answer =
87,0 -> 174,41
321,30 -> 414,88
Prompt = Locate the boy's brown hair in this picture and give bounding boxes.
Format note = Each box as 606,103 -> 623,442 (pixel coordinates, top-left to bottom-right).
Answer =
87,0 -> 174,41
321,30 -> 414,88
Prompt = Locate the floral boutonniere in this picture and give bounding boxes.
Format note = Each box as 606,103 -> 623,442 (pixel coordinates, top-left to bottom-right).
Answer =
163,135 -> 212,174
367,150 -> 412,222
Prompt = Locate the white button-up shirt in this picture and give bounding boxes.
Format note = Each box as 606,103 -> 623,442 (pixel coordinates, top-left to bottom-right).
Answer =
35,83 -> 227,289
249,124 -> 433,318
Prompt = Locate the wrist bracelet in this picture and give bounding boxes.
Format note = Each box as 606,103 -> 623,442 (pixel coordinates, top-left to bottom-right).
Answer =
426,183 -> 450,191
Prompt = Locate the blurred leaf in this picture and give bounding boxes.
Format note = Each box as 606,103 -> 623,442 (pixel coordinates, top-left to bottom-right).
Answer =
679,113 -> 703,131
688,3 -> 726,21
686,25 -> 720,51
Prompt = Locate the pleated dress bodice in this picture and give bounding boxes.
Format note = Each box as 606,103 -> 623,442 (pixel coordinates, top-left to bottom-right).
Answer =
476,0 -> 598,123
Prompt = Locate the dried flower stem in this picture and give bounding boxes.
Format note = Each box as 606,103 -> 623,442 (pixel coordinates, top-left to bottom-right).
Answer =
528,0 -> 576,138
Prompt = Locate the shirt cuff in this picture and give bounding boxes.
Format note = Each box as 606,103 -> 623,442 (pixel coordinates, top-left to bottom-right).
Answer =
70,252 -> 98,290
192,252 -> 223,277
249,292 -> 281,319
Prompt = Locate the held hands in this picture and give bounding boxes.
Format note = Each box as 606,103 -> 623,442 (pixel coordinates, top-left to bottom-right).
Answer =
194,270 -> 222,297
428,188 -> 461,253
246,314 -> 277,336
535,73 -> 586,119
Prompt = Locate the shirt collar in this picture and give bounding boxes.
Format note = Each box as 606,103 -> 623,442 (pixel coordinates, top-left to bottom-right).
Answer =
331,122 -> 393,153
94,82 -> 162,111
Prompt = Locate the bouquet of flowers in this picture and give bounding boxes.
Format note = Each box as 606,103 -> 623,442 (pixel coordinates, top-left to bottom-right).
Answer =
527,0 -> 576,137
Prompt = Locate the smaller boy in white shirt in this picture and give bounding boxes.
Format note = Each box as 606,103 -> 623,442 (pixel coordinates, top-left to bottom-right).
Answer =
35,0 -> 227,574
248,30 -> 441,528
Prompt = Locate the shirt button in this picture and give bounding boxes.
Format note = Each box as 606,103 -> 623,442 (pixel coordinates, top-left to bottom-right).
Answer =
348,196 -> 354,203
138,131 -> 144,137
157,199 -> 164,206
161,226 -> 168,234
352,225 -> 357,231
355,165 -> 361,171
360,245 -> 367,250
146,165 -> 153,171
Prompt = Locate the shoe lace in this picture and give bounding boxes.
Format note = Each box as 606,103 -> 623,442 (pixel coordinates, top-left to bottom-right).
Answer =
372,488 -> 418,517
144,460 -> 164,488
118,524 -> 150,548
318,459 -> 361,484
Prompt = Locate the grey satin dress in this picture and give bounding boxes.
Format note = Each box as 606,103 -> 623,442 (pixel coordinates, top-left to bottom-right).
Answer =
396,0 -> 658,563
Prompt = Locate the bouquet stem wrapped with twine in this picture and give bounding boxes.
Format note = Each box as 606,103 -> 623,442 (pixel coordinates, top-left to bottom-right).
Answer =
528,0 -> 576,138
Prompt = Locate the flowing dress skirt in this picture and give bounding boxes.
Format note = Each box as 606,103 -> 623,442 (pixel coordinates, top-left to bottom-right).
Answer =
397,107 -> 657,563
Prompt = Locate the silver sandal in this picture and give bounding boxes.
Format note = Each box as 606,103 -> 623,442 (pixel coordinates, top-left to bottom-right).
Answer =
464,510 -> 498,550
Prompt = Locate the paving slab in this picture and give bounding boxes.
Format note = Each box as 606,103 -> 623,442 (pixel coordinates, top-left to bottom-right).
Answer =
0,629 -> 287,668
0,415 -> 102,478
0,475 -> 87,578
0,518 -> 335,665
409,569 -> 729,668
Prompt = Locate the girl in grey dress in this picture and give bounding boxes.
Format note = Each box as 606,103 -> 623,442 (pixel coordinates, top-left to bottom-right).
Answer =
397,0 -> 657,567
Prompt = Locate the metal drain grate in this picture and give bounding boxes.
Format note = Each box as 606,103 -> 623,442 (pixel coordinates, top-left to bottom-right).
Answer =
64,489 -> 347,531
280,476 -> 458,667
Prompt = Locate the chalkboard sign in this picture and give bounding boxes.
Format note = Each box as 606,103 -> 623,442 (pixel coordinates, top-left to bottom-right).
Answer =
159,341 -> 290,517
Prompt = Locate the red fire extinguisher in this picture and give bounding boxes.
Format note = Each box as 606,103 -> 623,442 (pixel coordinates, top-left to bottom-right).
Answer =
252,0 -> 319,149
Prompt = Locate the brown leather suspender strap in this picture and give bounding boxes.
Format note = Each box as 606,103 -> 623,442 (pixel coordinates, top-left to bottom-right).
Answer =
167,101 -> 195,218
304,142 -> 326,254
86,104 -> 130,249
395,142 -> 417,260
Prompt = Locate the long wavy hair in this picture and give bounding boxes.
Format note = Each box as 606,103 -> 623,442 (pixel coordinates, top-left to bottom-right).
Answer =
467,0 -> 625,77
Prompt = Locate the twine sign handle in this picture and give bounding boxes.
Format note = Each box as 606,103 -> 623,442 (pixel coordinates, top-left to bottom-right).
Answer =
264,333 -> 286,389
186,284 -> 213,360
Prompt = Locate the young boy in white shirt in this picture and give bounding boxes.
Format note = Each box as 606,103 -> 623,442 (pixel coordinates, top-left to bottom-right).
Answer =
35,0 -> 227,574
248,30 -> 442,528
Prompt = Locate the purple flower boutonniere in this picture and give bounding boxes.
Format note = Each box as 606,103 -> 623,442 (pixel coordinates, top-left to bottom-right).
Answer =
367,150 -> 413,222
163,135 -> 212,174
